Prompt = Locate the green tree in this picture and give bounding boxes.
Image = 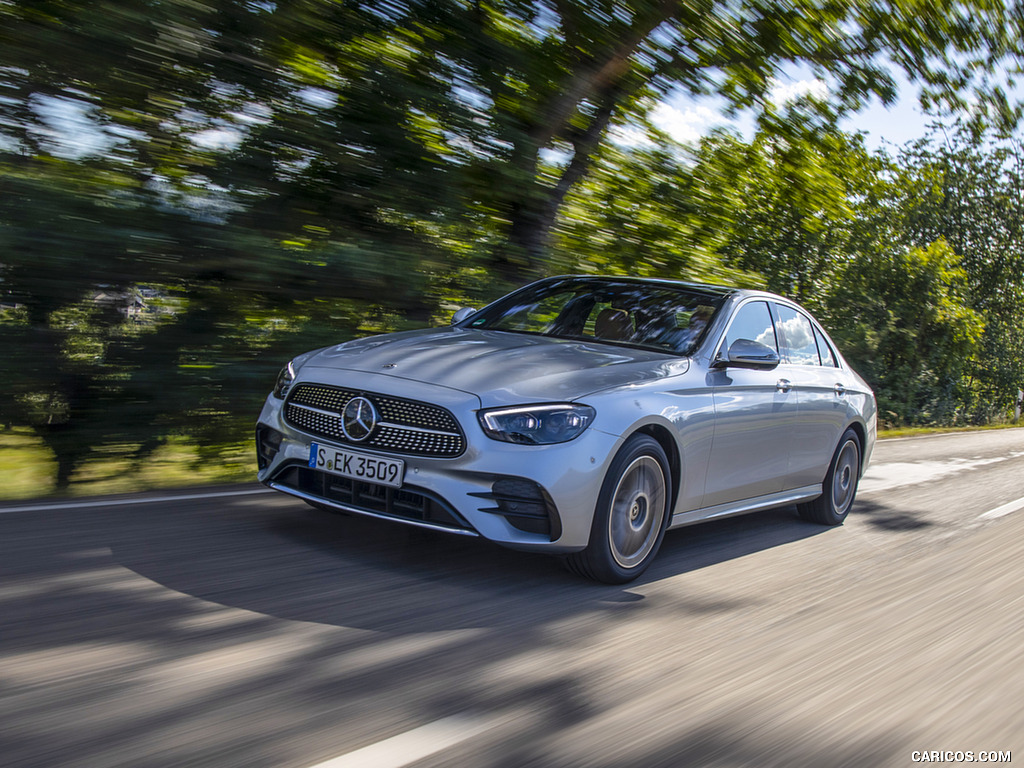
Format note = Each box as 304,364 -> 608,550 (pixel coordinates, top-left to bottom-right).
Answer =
694,119 -> 876,305
0,0 -> 468,485
885,125 -> 1024,420
553,132 -> 754,284
426,0 -> 1024,282
685,119 -> 1021,425
2,0 -> 1024,487
827,239 -> 984,425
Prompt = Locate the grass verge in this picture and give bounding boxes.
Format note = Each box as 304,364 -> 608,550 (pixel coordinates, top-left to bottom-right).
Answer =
0,428 -> 255,501
877,423 -> 1022,439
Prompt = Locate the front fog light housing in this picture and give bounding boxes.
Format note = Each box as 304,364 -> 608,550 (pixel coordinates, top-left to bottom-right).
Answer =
479,404 -> 596,445
273,361 -> 296,399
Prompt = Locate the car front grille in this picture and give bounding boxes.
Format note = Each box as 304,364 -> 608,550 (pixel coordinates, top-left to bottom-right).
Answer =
284,383 -> 466,458
271,465 -> 473,533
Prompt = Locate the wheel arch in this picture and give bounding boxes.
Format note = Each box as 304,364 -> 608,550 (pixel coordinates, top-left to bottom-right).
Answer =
633,422 -> 681,511
844,419 -> 868,476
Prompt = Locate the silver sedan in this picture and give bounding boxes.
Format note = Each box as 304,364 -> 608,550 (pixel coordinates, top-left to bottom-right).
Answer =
256,276 -> 876,583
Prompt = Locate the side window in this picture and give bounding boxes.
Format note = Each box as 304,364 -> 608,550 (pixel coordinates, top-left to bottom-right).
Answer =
722,301 -> 777,354
814,325 -> 838,368
773,304 -> 820,365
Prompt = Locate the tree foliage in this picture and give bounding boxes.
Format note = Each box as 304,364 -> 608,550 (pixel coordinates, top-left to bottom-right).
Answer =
1,0 -> 1024,487
827,239 -> 984,425
683,121 -> 1024,425
884,127 -> 1024,421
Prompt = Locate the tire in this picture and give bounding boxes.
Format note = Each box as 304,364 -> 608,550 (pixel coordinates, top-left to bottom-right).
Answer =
564,434 -> 672,584
798,428 -> 861,525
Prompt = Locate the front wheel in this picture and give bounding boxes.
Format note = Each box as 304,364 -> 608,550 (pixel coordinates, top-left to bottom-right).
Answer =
564,434 -> 672,584
798,428 -> 861,525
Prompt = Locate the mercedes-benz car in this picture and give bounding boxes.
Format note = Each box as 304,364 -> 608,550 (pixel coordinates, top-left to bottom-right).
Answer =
256,276 -> 876,583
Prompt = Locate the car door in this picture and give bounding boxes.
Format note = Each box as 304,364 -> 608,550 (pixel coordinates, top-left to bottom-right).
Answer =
703,300 -> 796,508
771,302 -> 850,490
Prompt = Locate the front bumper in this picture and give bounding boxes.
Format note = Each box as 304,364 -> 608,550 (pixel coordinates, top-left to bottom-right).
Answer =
255,374 -> 620,553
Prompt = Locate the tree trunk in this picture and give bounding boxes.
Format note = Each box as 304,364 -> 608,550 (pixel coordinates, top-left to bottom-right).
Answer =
498,83 -> 634,285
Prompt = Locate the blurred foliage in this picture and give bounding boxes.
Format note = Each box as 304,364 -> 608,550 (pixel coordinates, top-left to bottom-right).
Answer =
700,122 -> 871,303
1,0 -> 1023,489
554,133 -> 757,285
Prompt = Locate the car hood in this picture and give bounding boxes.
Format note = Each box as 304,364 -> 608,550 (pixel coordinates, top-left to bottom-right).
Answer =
303,327 -> 687,407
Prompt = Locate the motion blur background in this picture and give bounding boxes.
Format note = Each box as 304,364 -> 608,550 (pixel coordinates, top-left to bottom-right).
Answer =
2,0 -> 1024,497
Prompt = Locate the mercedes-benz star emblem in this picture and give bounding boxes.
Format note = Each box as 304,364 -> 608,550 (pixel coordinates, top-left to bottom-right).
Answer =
342,396 -> 378,442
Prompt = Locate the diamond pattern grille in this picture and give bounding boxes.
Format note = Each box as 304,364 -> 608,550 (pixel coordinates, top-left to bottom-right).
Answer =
284,383 -> 465,458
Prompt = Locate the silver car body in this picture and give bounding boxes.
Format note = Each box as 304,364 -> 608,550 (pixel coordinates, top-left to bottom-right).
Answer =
256,277 -> 876,555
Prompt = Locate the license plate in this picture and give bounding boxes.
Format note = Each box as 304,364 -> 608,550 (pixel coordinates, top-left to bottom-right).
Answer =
308,442 -> 405,488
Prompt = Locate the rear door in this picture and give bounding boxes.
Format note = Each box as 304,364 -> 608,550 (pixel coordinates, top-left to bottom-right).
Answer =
771,303 -> 849,489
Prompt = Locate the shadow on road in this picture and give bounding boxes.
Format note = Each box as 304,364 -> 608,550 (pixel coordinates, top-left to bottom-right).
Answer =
851,499 -> 936,531
0,494 -> 915,768
92,497 -> 836,634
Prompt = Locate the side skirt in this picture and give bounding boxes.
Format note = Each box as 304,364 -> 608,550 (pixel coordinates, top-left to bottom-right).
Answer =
669,485 -> 822,529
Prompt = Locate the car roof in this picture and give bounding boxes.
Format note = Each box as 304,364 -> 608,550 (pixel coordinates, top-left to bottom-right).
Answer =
535,276 -> 824,315
543,274 -> 741,299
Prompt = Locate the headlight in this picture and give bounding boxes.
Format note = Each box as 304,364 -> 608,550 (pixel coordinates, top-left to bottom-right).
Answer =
479,404 -> 595,445
273,361 -> 296,399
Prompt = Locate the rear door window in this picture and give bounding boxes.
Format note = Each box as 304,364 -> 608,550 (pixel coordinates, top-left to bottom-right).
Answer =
773,304 -> 820,365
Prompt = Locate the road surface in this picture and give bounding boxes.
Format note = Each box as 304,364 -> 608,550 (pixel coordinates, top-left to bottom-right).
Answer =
2,429 -> 1022,767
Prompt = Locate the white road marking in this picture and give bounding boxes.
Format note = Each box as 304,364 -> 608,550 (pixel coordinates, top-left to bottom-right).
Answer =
307,715 -> 491,768
977,496 -> 1024,521
859,452 -> 1024,494
0,487 -> 274,515
879,427 -> 1024,442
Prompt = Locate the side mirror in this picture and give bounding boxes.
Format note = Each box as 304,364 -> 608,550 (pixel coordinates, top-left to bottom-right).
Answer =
714,338 -> 780,370
451,307 -> 477,325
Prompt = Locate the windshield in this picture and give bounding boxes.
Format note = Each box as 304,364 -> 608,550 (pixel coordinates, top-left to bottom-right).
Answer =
463,277 -> 727,356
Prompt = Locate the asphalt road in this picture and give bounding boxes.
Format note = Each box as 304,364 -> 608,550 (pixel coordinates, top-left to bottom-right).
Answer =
2,429 -> 1023,768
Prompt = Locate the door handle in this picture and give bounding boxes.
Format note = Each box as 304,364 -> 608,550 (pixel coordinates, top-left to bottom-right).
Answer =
777,379 -> 792,393
834,383 -> 846,396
